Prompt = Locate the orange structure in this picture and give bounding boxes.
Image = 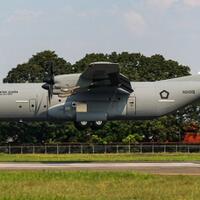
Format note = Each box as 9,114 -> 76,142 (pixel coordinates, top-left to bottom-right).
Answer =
184,133 -> 200,143
183,122 -> 200,143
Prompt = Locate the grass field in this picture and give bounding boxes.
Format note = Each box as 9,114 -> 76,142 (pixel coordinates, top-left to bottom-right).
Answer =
0,153 -> 200,162
0,154 -> 199,200
0,170 -> 198,200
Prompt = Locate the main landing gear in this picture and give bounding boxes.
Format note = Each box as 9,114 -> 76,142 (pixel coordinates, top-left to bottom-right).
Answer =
74,121 -> 106,131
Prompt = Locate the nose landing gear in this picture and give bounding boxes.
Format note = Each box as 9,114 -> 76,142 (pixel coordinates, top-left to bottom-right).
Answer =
74,121 -> 106,131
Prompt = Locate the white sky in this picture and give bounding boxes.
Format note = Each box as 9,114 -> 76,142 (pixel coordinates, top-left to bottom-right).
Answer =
0,0 -> 200,81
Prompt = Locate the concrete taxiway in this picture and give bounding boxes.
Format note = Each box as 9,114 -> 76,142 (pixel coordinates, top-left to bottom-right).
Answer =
0,162 -> 200,175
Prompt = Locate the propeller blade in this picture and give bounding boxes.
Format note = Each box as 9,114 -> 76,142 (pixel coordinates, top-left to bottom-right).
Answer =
42,61 -> 55,104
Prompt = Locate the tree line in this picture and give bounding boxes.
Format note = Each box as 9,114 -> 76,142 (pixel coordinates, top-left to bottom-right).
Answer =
1,50 -> 198,144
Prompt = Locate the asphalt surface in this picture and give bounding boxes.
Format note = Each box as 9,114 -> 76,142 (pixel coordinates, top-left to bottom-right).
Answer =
1,162 -> 200,175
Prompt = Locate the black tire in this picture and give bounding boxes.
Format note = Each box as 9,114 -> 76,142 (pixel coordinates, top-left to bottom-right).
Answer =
74,121 -> 89,130
91,121 -> 106,130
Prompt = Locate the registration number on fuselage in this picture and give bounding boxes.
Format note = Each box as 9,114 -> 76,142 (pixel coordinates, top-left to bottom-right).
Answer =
0,91 -> 19,96
182,90 -> 195,95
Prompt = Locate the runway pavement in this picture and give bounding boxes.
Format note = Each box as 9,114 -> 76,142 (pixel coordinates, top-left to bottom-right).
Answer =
0,162 -> 200,175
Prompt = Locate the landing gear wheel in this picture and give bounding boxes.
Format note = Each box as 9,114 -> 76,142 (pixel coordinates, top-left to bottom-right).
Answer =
91,121 -> 106,130
74,121 -> 89,131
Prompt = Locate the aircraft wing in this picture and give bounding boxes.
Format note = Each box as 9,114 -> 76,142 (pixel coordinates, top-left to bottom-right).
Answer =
80,62 -> 120,81
56,62 -> 133,98
80,62 -> 133,91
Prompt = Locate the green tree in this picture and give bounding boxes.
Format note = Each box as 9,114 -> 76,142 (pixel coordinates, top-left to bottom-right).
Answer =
122,134 -> 142,144
4,51 -> 72,83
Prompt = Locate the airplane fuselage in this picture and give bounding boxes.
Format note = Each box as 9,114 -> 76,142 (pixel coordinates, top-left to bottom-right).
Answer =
0,74 -> 200,123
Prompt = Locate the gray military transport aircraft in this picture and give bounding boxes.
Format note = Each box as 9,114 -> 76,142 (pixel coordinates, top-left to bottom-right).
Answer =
0,62 -> 199,130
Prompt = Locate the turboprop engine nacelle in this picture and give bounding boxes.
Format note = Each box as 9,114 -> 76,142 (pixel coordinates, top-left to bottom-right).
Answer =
54,74 -> 80,89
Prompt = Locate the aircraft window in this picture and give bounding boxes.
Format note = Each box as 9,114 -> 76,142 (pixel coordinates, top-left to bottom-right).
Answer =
31,104 -> 35,108
72,102 -> 76,107
44,105 -> 47,108
59,99 -> 61,102
19,105 -> 22,108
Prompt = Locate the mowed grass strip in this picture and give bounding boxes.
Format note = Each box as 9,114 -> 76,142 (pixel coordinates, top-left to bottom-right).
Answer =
0,153 -> 200,162
0,171 -> 199,200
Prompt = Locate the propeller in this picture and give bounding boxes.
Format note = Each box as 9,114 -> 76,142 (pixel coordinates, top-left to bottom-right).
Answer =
42,61 -> 55,104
